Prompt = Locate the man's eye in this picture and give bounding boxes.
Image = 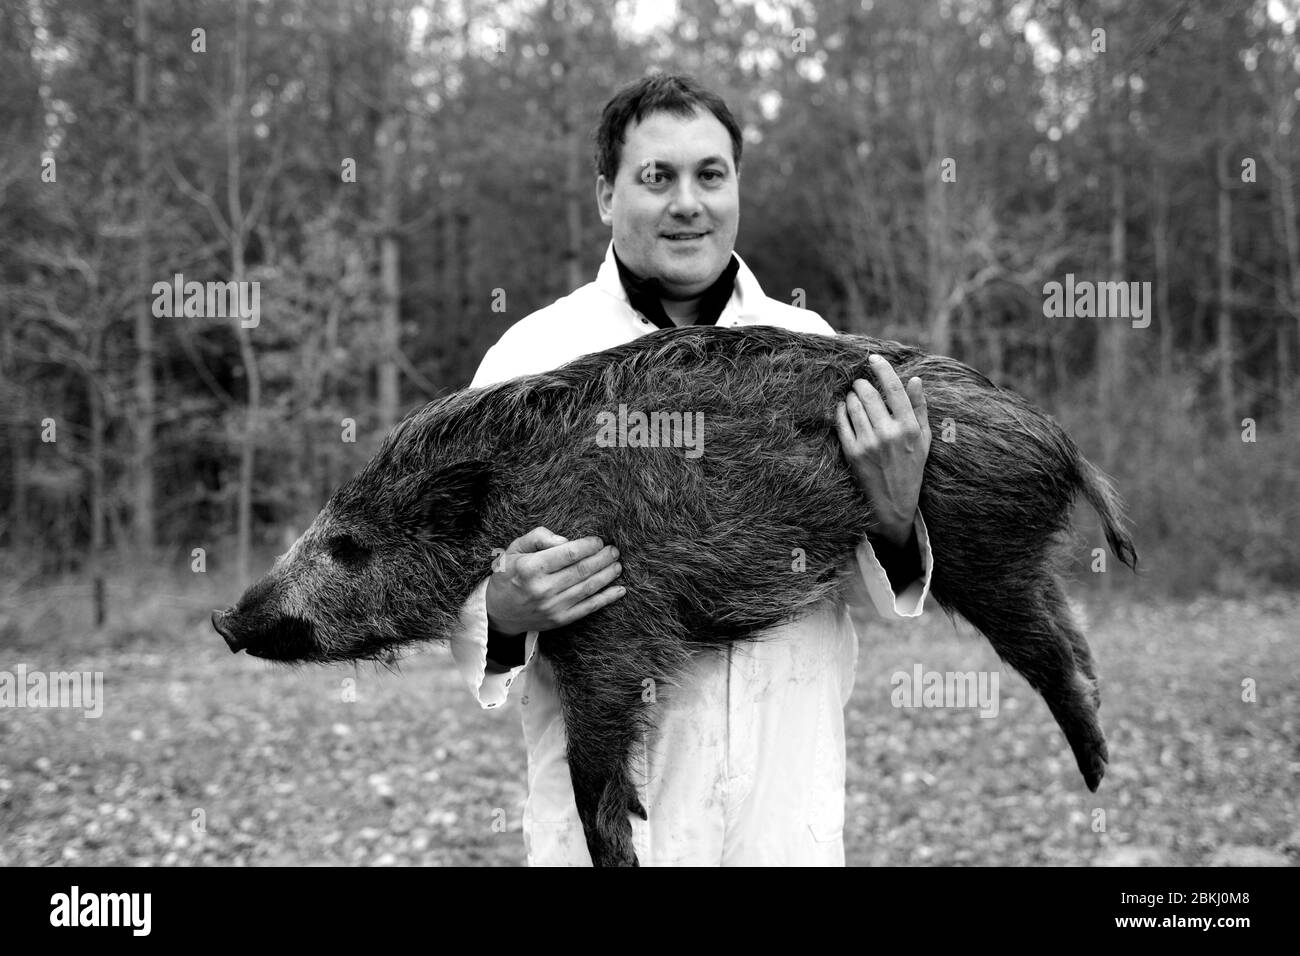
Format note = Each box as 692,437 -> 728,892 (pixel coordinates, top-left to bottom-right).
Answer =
701,169 -> 724,182
327,535 -> 371,565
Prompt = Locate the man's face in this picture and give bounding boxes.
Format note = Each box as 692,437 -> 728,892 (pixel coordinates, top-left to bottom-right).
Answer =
597,109 -> 740,300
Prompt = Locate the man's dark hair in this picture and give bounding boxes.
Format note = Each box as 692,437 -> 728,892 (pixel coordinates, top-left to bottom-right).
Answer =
594,73 -> 743,182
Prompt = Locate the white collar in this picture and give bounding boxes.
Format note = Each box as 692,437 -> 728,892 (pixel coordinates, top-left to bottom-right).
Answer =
592,240 -> 766,318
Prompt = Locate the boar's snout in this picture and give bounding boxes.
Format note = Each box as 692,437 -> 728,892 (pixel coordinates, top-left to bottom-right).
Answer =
211,609 -> 244,652
211,598 -> 319,662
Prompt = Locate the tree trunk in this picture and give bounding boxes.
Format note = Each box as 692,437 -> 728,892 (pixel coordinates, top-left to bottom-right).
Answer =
1216,143 -> 1234,431
1153,164 -> 1172,381
1268,169 -> 1292,408
377,114 -> 401,431
9,441 -> 23,548
915,9 -> 954,354
1097,68 -> 1126,466
441,206 -> 458,330
565,125 -> 584,292
230,0 -> 258,585
1269,146 -> 1298,412
3,316 -> 22,546
132,0 -> 155,552
234,318 -> 259,586
1279,321 -> 1292,408
1263,16 -> 1299,410
923,131 -> 952,352
986,310 -> 1004,383
89,330 -> 107,629
550,0 -> 584,292
1191,268 -> 1208,359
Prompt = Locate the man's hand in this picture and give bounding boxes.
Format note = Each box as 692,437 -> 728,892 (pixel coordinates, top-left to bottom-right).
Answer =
485,527 -> 625,636
835,354 -> 931,548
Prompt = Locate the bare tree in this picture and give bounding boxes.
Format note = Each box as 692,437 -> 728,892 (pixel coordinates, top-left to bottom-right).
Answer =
168,0 -> 284,583
132,0 -> 155,552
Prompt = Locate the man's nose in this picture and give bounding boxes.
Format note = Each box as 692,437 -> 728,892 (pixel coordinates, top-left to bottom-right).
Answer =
667,181 -> 703,217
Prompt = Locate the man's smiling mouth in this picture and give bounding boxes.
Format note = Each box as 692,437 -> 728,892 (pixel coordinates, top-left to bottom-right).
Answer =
663,231 -> 709,241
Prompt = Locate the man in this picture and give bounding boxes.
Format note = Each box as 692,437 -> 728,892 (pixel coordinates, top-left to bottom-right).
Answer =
447,73 -> 933,865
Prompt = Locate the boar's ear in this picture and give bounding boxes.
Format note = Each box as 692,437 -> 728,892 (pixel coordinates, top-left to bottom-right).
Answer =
407,459 -> 493,538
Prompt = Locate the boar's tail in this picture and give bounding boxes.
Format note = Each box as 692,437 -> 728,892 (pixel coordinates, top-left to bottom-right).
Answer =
1078,458 -> 1139,571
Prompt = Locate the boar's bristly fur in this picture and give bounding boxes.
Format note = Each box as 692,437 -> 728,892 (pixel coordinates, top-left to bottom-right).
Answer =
215,324 -> 1137,866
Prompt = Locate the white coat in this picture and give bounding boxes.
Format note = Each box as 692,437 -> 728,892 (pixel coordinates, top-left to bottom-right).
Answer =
447,242 -> 932,865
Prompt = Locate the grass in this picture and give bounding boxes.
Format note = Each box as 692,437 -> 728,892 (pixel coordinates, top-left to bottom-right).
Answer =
0,560 -> 1296,866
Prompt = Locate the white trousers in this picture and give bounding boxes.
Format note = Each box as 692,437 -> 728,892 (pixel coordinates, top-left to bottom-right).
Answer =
519,601 -> 857,866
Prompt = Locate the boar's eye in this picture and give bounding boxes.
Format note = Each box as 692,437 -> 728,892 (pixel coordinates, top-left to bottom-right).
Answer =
326,534 -> 371,567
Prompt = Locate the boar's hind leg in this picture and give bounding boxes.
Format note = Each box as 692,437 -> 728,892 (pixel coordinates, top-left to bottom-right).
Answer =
1046,582 -> 1101,709
548,644 -> 650,868
561,688 -> 648,868
956,580 -> 1109,792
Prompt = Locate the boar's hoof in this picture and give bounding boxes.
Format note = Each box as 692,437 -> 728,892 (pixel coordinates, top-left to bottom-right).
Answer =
586,778 -> 643,866
1068,720 -> 1109,792
1084,756 -> 1108,793
1081,737 -> 1109,793
591,839 -> 639,868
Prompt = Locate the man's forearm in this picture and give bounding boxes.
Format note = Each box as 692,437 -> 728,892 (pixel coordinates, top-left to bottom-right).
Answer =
485,623 -> 527,672
869,525 -> 922,593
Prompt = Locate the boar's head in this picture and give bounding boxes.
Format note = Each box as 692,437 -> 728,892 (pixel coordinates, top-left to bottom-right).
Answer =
212,457 -> 493,665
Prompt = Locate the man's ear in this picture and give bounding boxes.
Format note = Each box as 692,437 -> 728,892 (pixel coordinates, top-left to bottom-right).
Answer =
405,459 -> 493,538
596,174 -> 614,226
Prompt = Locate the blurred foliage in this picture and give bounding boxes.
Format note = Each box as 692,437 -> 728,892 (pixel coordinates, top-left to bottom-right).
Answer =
0,0 -> 1298,593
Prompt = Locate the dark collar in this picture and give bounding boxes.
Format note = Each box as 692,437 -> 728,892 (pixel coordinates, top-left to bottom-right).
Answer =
613,246 -> 740,329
